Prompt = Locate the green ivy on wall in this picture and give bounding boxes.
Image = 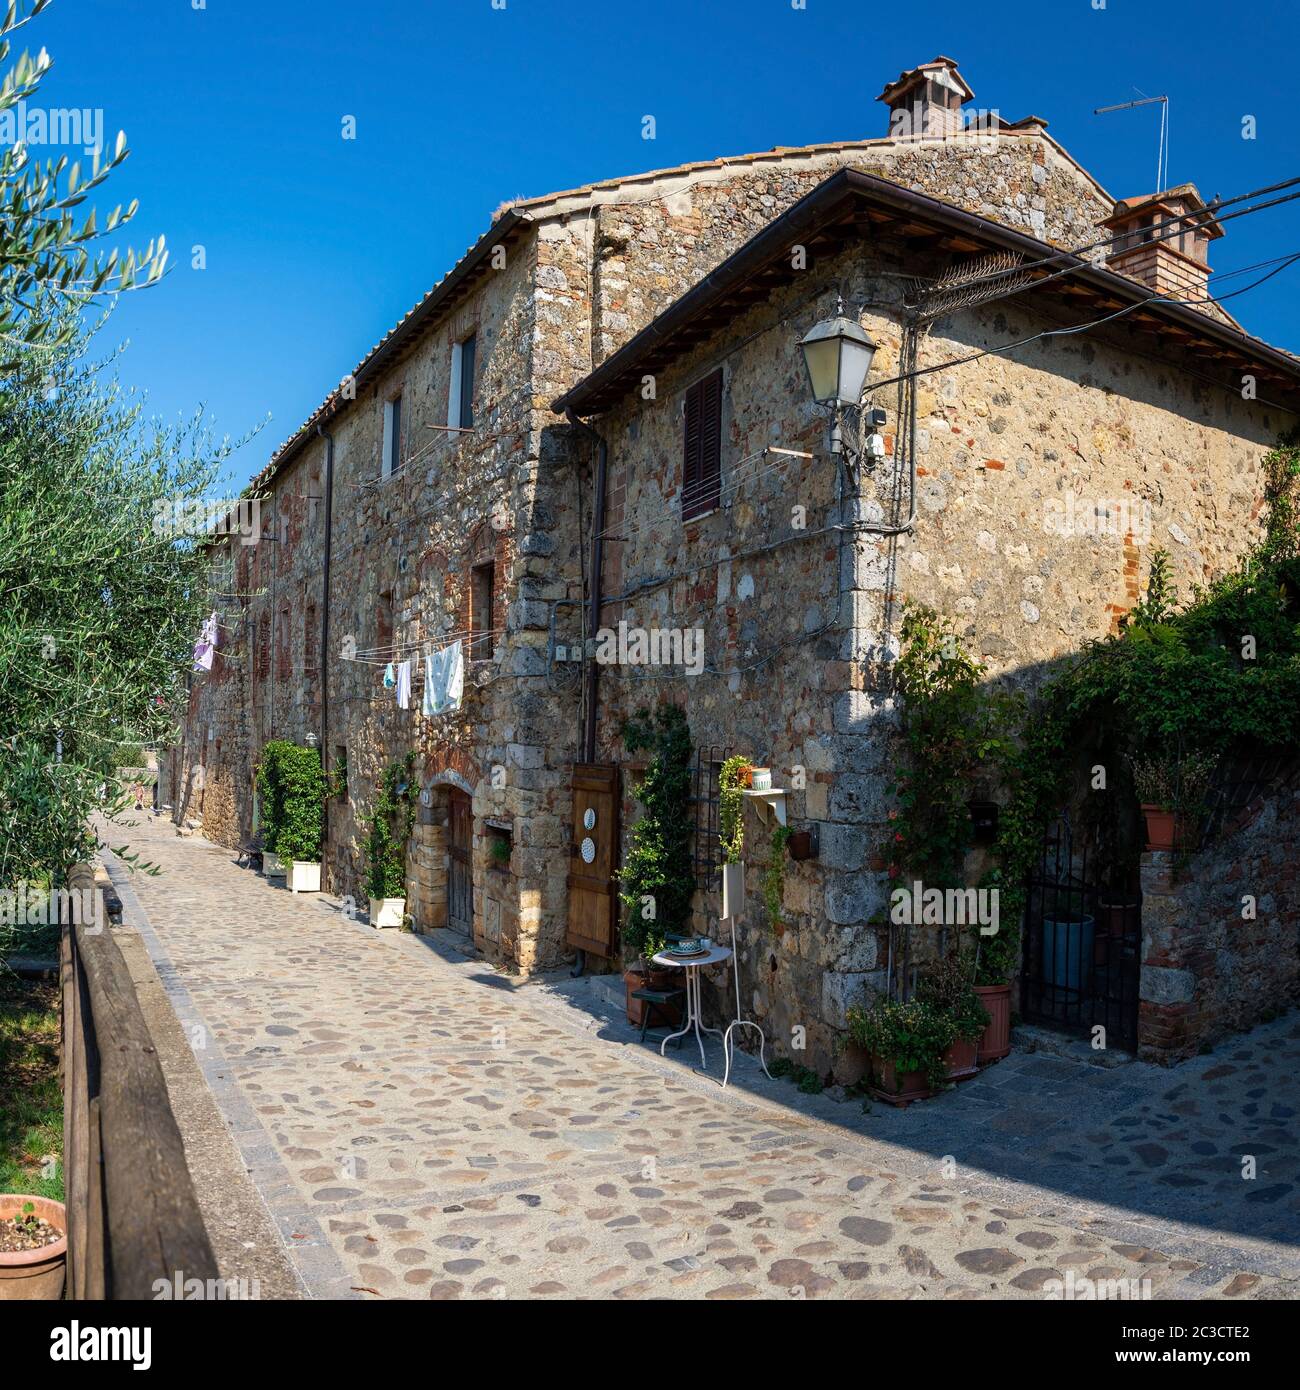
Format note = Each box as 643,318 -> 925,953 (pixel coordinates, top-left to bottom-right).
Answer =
887,432 -> 1300,988
364,752 -> 416,901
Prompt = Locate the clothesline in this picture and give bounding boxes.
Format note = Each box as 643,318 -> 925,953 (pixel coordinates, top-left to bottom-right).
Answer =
348,626 -> 502,661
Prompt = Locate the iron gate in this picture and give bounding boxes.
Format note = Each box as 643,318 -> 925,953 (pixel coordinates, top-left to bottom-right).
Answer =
1021,813 -> 1142,1053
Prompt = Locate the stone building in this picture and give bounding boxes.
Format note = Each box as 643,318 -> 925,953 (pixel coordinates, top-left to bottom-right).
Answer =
176,58 -> 1299,1068
553,164 -> 1300,1068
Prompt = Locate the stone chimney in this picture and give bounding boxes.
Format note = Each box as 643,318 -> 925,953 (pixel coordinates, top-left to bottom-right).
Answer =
1098,184 -> 1223,303
877,56 -> 974,139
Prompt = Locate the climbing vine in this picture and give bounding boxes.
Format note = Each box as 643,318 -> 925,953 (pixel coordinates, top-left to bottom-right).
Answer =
619,703 -> 694,963
763,823 -> 792,930
363,752 -> 416,900
718,754 -> 750,865
888,430 -> 1300,987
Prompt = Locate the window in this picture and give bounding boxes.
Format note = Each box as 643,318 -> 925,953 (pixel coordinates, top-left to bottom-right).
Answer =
682,368 -> 722,520
470,560 -> 494,659
449,333 -> 476,431
382,393 -> 403,479
377,589 -> 394,653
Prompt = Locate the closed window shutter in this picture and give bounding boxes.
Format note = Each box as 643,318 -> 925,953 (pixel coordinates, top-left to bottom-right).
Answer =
682,368 -> 721,520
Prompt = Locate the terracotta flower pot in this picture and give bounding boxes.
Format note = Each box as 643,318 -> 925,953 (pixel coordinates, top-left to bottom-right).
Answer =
622,967 -> 682,1027
943,1035 -> 979,1080
868,1058 -> 933,1105
1141,805 -> 1183,852
0,1196 -> 66,1301
974,983 -> 1012,1062
1095,899 -> 1138,965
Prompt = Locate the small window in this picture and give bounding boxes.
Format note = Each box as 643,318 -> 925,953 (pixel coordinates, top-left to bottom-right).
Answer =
377,589 -> 393,653
382,393 -> 403,478
682,368 -> 722,520
450,333 -> 476,431
470,560 -> 494,659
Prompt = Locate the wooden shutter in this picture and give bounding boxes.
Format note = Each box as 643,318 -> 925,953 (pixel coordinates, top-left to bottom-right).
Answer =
682,368 -> 722,520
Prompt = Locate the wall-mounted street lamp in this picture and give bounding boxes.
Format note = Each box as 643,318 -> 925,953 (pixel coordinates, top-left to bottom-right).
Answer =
799,300 -> 885,468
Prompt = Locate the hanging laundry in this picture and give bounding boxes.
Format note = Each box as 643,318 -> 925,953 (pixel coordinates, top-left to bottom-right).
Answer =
423,639 -> 464,716
382,662 -> 396,689
192,611 -> 218,672
395,658 -> 412,710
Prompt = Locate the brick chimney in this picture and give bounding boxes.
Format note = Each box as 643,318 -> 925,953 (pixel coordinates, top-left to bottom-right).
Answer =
1099,184 -> 1223,303
877,56 -> 974,139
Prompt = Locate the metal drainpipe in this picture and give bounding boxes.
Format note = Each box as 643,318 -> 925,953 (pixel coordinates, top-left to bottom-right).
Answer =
565,407 -> 609,977
317,424 -> 335,860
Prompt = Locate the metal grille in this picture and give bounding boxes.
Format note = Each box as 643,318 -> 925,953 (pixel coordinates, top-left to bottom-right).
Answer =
691,744 -> 730,891
1021,813 -> 1142,1053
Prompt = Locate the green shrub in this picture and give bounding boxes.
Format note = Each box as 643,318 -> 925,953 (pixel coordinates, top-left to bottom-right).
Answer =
363,754 -> 415,900
619,703 -> 694,963
256,741 -> 328,863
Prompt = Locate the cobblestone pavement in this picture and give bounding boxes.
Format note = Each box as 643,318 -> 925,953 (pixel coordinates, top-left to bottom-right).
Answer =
101,815 -> 1299,1301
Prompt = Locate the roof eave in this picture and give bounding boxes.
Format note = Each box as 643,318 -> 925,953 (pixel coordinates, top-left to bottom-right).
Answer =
553,168 -> 1300,418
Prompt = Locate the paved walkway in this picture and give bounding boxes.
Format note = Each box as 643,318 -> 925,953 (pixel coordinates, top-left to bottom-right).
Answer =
101,815 -> 1299,1300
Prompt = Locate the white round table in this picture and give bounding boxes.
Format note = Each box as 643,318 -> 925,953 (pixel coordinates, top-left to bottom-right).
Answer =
650,944 -> 733,1069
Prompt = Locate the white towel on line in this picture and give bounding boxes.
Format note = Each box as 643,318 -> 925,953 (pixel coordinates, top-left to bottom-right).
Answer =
394,658 -> 412,710
423,639 -> 464,716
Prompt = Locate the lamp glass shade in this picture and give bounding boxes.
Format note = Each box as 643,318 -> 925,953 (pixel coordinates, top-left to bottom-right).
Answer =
799,315 -> 877,407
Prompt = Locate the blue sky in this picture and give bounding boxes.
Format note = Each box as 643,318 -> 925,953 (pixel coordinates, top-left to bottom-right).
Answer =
28,0 -> 1300,489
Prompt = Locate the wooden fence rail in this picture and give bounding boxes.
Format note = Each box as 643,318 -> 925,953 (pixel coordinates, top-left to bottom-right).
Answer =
60,862 -> 217,1299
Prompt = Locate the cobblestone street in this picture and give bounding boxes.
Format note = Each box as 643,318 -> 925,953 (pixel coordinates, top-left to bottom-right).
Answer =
101,815 -> 1299,1301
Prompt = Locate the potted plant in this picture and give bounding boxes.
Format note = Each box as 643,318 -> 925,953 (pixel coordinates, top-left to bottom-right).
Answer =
1039,884 -> 1095,993
972,875 -> 1016,1062
618,705 -> 694,1027
846,997 -> 958,1104
1130,750 -> 1215,852
719,754 -> 750,919
257,740 -> 329,893
914,954 -> 990,1081
0,1196 -> 67,1301
364,754 -> 415,928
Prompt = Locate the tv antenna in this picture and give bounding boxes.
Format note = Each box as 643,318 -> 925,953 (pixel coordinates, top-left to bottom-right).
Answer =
1095,90 -> 1169,192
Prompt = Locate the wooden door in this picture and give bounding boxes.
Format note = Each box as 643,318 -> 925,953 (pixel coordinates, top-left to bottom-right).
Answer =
448,788 -> 473,937
566,764 -> 619,956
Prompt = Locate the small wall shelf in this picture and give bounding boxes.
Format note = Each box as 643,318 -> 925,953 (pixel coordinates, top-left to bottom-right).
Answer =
743,789 -> 788,826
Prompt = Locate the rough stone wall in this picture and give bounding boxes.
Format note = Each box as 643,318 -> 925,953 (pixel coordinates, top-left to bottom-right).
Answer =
175,120 -> 1238,985
177,232 -> 589,972
569,130 -> 1112,366
1139,771 -> 1300,1063
590,229 -> 1292,1074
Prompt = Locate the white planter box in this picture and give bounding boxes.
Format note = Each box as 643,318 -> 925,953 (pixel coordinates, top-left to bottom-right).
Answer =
369,897 -> 406,929
289,860 -> 321,894
263,853 -> 286,879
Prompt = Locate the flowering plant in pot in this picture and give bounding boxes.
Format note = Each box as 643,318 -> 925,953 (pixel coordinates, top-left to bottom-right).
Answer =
1129,750 -> 1215,852
914,954 -> 989,1080
845,997 -> 958,1102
